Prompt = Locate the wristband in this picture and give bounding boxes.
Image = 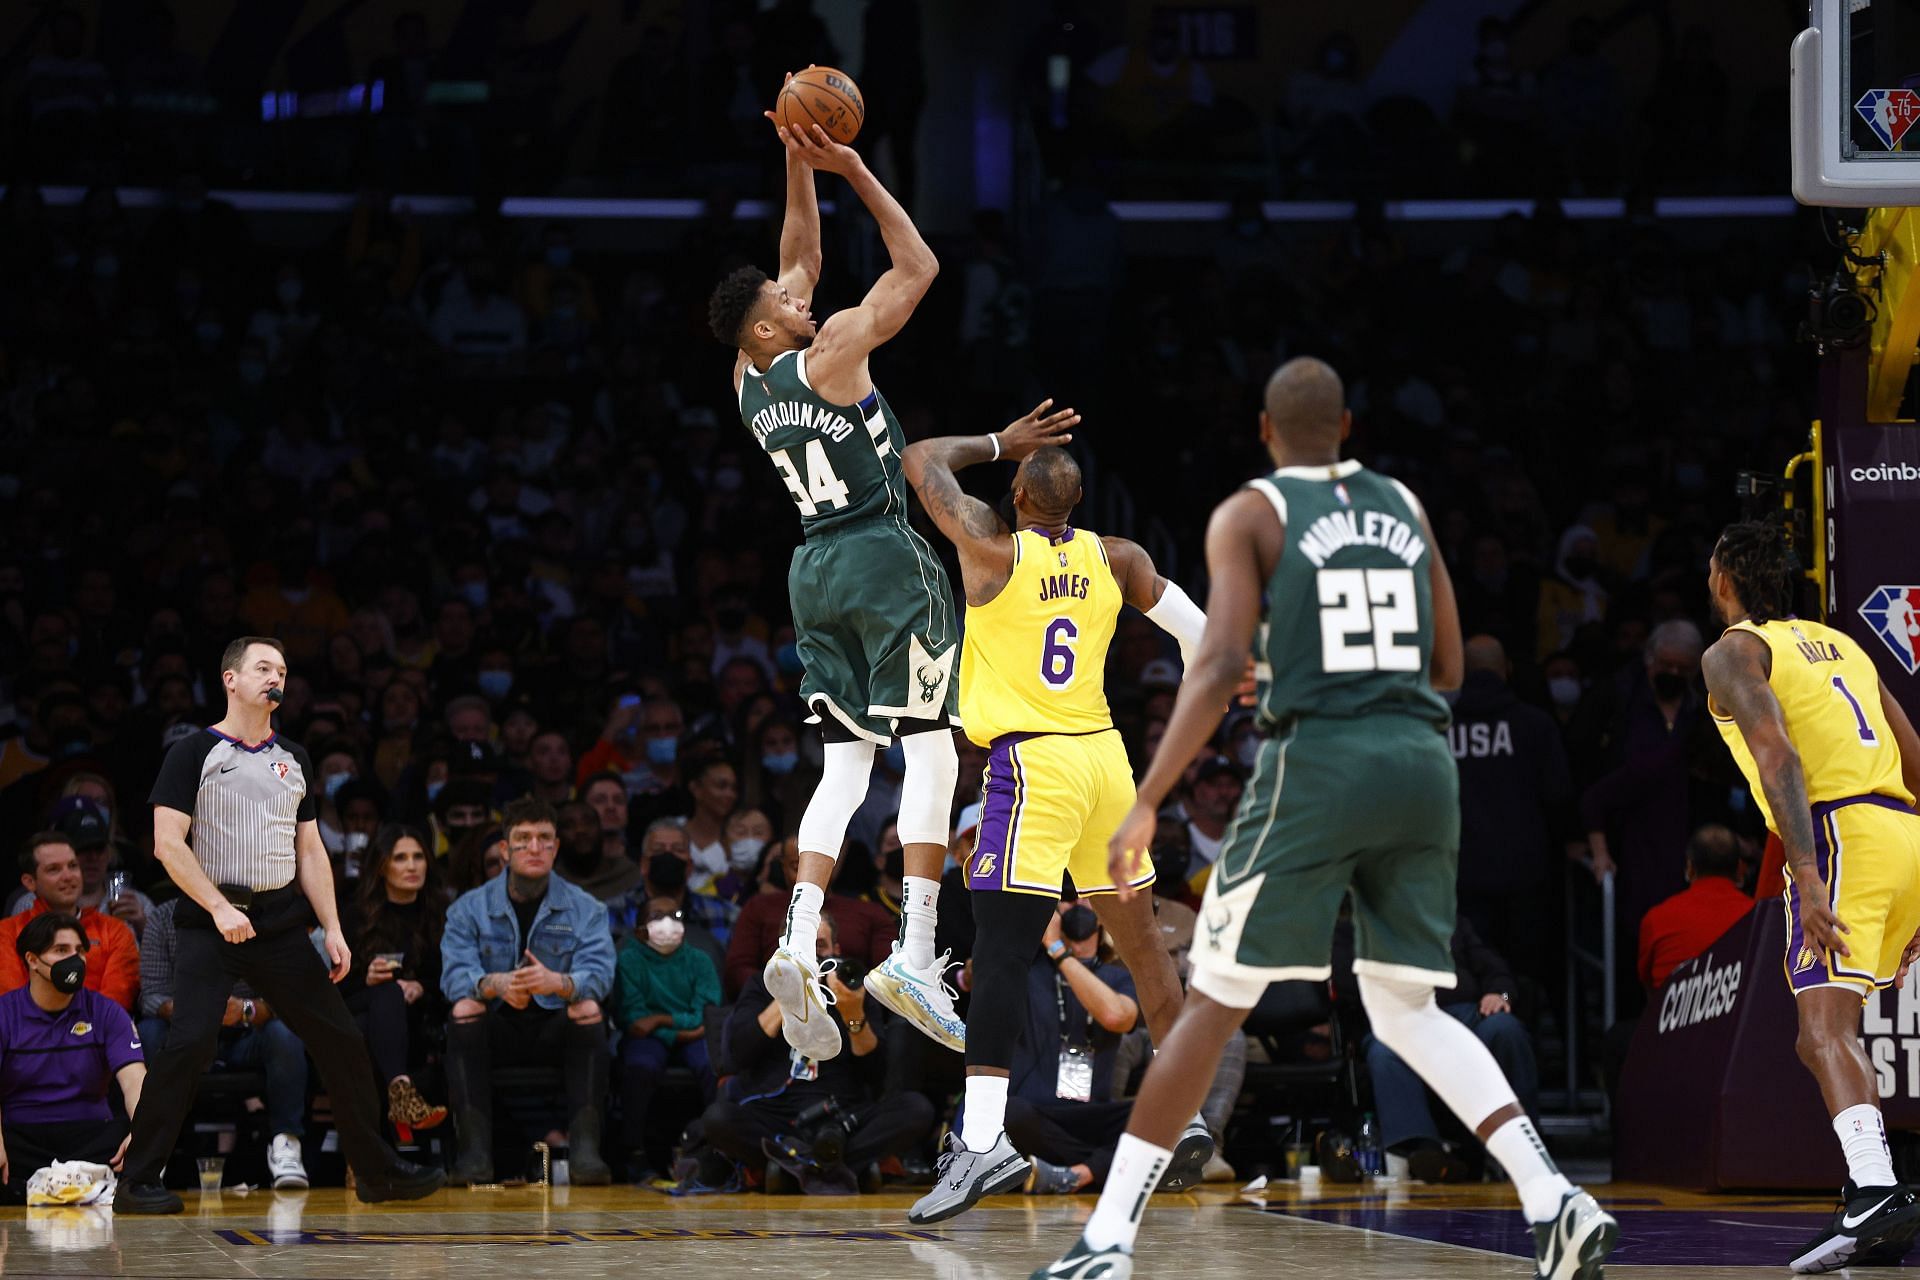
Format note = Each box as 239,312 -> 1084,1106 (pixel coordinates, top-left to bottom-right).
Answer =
988,433 -> 1002,461
1047,941 -> 1068,964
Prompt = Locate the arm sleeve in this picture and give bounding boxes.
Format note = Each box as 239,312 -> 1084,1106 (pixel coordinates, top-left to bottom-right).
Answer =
99,917 -> 141,1012
289,743 -> 318,823
149,735 -> 211,817
1143,581 -> 1207,670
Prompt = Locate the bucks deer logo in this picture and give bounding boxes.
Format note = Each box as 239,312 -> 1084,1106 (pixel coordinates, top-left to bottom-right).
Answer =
1205,905 -> 1232,951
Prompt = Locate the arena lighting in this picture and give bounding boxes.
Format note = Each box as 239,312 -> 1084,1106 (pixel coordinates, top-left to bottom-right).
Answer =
2,187 -> 1796,223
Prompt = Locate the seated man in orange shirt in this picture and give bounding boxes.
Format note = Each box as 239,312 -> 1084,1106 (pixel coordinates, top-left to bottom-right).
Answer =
1636,824 -> 1754,991
0,832 -> 141,1012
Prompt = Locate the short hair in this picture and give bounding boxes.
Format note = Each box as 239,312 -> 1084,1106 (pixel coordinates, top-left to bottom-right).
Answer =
1714,520 -> 1797,624
19,831 -> 74,878
641,816 -> 687,850
501,796 -> 557,835
580,770 -> 627,799
17,911 -> 87,961
220,635 -> 286,676
1685,824 -> 1741,881
685,753 -> 736,787
707,265 -> 770,348
1645,618 -> 1705,663
444,694 -> 491,723
1015,446 -> 1082,514
1263,357 -> 1346,443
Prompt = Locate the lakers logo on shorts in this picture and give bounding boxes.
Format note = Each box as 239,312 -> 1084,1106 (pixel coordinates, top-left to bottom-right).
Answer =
974,852 -> 998,880
1793,944 -> 1820,975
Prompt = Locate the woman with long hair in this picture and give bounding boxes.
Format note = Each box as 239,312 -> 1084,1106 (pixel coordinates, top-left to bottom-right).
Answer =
342,824 -> 452,1141
446,824 -> 508,893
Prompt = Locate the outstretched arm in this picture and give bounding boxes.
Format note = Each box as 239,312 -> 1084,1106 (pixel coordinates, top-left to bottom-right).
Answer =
903,400 -> 1078,599
773,124 -> 936,393
1102,537 -> 1206,670
766,85 -> 822,299
1703,633 -> 1846,954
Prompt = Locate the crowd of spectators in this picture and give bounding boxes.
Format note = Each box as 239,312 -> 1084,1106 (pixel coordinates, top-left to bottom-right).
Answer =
0,1 -> 1815,1196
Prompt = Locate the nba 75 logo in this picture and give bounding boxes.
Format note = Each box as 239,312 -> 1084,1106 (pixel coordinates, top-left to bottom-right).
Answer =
271,761 -> 291,780
1859,587 -> 1920,675
1856,90 -> 1920,150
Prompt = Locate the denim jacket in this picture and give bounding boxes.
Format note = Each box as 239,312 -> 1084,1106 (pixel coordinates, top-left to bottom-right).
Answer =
440,874 -> 616,1011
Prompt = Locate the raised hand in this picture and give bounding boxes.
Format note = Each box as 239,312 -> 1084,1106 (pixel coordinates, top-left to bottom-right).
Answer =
768,122 -> 864,176
997,399 -> 1080,461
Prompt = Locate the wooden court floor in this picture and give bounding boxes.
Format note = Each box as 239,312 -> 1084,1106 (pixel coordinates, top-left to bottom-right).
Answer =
0,1180 -> 1881,1277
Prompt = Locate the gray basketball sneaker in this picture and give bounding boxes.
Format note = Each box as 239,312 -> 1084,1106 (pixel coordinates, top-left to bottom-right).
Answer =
907,1132 -> 1030,1224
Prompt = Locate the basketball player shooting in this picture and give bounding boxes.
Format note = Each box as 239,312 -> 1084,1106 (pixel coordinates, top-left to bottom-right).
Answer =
705,95 -> 964,1062
1702,521 -> 1920,1274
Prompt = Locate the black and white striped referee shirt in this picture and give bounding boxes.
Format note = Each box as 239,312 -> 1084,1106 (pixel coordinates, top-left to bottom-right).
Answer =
149,729 -> 317,891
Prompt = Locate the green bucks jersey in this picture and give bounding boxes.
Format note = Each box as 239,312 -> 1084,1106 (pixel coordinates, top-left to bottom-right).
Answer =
1246,460 -> 1450,729
739,349 -> 908,538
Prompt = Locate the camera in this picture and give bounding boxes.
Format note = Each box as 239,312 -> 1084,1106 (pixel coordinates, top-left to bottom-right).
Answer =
1802,267 -> 1875,349
830,958 -> 866,991
790,1096 -> 858,1168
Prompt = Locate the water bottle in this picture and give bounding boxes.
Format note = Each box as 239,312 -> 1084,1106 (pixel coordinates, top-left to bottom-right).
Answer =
1355,1112 -> 1382,1178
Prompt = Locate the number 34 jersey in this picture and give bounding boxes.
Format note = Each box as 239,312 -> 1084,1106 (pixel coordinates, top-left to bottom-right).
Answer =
960,527 -> 1120,746
1709,617 -> 1915,833
740,348 -> 908,537
1248,460 -> 1449,731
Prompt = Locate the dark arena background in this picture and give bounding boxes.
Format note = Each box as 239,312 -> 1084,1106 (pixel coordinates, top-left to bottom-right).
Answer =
0,2 -> 1917,1278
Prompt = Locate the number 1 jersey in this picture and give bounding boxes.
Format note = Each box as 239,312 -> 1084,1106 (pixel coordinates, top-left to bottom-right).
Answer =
739,348 -> 909,537
1248,460 -> 1449,730
960,527 -> 1120,746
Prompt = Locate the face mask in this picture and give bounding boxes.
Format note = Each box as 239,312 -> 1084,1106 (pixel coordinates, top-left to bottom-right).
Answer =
762,750 -> 798,776
44,954 -> 86,994
343,831 -> 370,854
648,855 -> 688,891
1652,671 -> 1689,702
882,742 -> 905,773
477,670 -> 514,699
1548,676 -> 1582,708
461,581 -> 490,609
425,780 -> 445,804
325,772 -> 353,801
1059,904 -> 1099,942
645,916 -> 685,953
546,246 -> 574,269
277,279 -> 304,306
646,736 -> 678,766
729,837 -> 763,871
882,847 -> 904,880
1234,738 -> 1260,769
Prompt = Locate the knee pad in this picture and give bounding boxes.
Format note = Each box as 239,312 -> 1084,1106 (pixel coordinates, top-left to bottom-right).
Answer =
1357,973 -> 1516,1129
796,739 -> 876,859
1356,971 -> 1442,1053
895,727 -> 958,847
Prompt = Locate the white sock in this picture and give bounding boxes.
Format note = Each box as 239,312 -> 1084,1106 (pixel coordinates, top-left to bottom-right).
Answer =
1082,1133 -> 1172,1252
901,875 -> 939,969
781,882 -> 824,963
959,1075 -> 1010,1153
1835,1104 -> 1898,1187
1486,1116 -> 1576,1223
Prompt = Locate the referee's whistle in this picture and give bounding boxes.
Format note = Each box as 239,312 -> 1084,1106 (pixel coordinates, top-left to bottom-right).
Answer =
266,688 -> 284,704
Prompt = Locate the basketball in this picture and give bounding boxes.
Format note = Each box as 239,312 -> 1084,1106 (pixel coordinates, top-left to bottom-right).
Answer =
774,66 -> 865,146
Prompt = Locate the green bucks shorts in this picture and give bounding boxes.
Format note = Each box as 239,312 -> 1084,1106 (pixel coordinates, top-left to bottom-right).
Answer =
789,519 -> 960,744
1190,713 -> 1460,1003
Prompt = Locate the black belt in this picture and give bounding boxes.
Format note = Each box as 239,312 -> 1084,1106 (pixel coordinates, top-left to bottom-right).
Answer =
219,883 -> 297,912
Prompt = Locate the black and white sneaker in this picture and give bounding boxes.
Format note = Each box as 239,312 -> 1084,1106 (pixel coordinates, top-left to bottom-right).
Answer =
1155,1115 -> 1215,1192
1790,1181 -> 1920,1274
907,1132 -> 1030,1224
1532,1188 -> 1619,1280
1030,1233 -> 1133,1280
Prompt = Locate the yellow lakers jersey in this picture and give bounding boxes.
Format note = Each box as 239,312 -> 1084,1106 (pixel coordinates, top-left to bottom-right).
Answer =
1710,618 -> 1915,833
960,527 -> 1121,746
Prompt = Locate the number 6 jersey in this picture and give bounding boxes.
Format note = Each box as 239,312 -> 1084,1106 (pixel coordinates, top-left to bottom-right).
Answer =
1246,460 -> 1449,731
959,526 -> 1121,746
740,349 -> 907,536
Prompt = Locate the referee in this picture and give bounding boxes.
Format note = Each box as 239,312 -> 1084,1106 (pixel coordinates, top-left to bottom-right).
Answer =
116,637 -> 443,1213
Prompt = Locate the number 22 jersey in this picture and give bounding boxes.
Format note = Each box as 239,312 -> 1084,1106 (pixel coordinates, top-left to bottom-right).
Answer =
960,527 -> 1120,746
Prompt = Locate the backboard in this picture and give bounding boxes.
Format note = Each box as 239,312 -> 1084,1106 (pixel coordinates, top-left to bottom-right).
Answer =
1793,0 -> 1920,206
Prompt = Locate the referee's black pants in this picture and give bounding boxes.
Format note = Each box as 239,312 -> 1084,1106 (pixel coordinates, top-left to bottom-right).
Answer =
123,918 -> 400,1186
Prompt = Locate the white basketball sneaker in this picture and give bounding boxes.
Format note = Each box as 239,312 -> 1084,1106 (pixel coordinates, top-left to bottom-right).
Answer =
763,946 -> 843,1062
864,946 -> 966,1051
267,1134 -> 309,1190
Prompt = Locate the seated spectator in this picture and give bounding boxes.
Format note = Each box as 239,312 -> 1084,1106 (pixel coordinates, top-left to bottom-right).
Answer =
712,807 -> 776,905
1176,756 -> 1243,894
723,840 -> 892,999
441,798 -> 616,1186
0,913 -> 146,1203
0,832 -> 139,1012
701,913 -> 934,1192
581,770 -> 638,867
681,755 -> 739,891
612,819 -> 731,970
137,899 -> 313,1189
1004,902 -> 1144,1194
34,801 -> 156,940
341,826 -> 451,1141
1346,916 -> 1538,1183
1637,824 -> 1753,990
739,716 -> 819,826
555,797 -> 645,903
447,824 -> 508,893
615,896 -> 720,1175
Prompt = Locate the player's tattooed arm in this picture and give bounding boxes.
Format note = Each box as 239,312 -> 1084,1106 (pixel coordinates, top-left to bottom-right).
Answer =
904,438 -> 1006,542
1702,634 -> 1820,878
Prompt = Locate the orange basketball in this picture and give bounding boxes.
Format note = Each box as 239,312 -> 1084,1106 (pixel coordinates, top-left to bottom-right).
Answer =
774,66 -> 865,147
